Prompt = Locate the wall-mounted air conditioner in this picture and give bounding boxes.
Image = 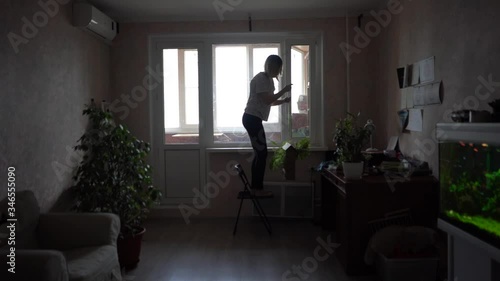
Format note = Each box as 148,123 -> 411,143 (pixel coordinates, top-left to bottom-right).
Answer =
73,2 -> 118,42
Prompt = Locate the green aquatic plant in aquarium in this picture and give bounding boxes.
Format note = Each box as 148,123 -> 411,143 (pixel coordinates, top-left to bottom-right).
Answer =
446,210 -> 500,238
447,172 -> 484,215
449,173 -> 482,193
483,169 -> 500,218
444,169 -> 500,234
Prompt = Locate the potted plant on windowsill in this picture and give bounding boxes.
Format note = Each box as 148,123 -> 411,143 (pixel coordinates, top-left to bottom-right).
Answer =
333,112 -> 370,180
270,138 -> 310,180
72,101 -> 162,270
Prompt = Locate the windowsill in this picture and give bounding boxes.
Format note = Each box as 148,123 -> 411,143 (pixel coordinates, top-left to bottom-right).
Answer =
206,146 -> 329,153
171,133 -> 224,137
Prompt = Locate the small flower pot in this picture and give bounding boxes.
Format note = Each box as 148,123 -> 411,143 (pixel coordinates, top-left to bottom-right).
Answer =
342,162 -> 364,180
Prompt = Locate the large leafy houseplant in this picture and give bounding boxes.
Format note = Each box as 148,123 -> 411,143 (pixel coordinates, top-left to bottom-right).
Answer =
72,102 -> 161,237
333,112 -> 371,164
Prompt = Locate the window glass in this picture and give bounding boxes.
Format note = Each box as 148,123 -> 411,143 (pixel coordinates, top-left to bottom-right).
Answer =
290,45 -> 310,138
213,44 -> 280,144
163,48 -> 199,144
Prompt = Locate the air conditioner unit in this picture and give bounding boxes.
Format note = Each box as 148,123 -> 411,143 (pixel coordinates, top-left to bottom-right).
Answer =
73,2 -> 118,42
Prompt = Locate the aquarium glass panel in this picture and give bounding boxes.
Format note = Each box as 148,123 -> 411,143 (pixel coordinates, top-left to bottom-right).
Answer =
440,140 -> 500,248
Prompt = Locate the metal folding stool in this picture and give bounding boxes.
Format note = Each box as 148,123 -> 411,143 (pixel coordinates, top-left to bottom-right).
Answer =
233,163 -> 273,235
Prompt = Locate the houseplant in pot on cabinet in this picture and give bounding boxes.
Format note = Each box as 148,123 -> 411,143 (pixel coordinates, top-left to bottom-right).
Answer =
333,112 -> 371,180
72,101 -> 162,270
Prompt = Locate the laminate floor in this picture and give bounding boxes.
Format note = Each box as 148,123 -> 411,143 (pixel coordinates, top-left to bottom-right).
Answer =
123,218 -> 377,281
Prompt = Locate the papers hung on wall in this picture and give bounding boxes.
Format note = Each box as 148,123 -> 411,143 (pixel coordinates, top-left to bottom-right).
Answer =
410,63 -> 420,86
397,66 -> 409,89
419,56 -> 435,84
397,63 -> 420,89
407,109 -> 423,132
413,81 -> 442,106
398,56 -> 441,111
397,109 -> 409,132
396,57 -> 437,133
397,56 -> 436,89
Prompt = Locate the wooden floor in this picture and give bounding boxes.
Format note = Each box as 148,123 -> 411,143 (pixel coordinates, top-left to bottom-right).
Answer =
123,218 -> 377,281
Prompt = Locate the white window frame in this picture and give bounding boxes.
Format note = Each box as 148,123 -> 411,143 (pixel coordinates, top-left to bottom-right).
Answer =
149,32 -> 324,149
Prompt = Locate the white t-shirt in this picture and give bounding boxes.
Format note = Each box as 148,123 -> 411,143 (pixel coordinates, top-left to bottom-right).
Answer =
244,72 -> 275,121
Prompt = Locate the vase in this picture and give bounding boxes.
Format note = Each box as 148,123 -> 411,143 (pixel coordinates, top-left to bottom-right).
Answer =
342,162 -> 364,180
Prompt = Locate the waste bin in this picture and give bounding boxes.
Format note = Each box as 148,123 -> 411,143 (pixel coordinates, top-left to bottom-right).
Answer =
365,225 -> 439,281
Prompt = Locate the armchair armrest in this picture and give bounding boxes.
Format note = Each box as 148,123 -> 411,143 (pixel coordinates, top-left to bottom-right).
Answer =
38,213 -> 120,250
0,249 -> 68,281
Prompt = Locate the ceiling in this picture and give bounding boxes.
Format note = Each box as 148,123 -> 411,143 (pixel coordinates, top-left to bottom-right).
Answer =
88,0 -> 387,22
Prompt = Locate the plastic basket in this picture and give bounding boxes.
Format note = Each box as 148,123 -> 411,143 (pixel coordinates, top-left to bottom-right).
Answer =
367,208 -> 413,236
368,209 -> 438,281
376,252 -> 439,281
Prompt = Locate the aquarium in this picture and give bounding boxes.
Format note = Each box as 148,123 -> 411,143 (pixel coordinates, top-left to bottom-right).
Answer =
437,123 -> 500,249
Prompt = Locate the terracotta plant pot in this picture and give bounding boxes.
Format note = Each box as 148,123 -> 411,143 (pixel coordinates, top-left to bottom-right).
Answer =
117,227 -> 146,270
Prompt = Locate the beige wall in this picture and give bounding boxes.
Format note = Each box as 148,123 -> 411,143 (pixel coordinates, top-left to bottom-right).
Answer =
346,16 -> 384,149
0,0 -> 110,212
349,0 -> 500,175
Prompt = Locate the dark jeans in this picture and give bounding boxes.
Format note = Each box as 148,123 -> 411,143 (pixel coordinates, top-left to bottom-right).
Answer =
242,113 -> 267,190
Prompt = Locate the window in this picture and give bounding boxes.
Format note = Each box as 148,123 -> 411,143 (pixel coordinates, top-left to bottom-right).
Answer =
212,44 -> 281,144
163,48 -> 200,144
152,33 -> 323,148
291,45 -> 310,138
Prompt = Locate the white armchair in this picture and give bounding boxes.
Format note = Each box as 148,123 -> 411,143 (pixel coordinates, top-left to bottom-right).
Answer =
0,190 -> 122,281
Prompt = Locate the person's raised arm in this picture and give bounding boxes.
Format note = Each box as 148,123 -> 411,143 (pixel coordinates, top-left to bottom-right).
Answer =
271,97 -> 291,106
262,84 -> 292,105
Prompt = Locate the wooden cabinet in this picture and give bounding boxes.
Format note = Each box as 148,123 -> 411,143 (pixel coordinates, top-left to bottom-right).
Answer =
321,170 -> 439,275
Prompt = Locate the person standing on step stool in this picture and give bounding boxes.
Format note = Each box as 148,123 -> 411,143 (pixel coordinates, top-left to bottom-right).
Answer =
242,54 -> 292,197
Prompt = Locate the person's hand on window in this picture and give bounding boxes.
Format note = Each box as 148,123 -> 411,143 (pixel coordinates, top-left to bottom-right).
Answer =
282,84 -> 292,93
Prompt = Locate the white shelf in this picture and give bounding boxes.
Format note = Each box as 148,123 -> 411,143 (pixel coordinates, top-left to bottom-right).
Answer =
438,219 -> 500,262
